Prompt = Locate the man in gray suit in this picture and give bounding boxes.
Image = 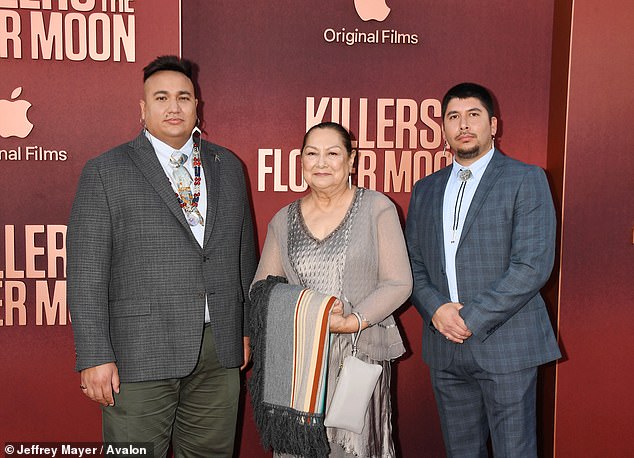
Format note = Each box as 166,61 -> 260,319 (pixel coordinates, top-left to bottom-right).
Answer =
406,83 -> 560,457
67,56 -> 256,456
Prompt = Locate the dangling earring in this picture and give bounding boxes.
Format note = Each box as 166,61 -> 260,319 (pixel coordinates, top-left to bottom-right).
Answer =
442,140 -> 449,154
348,174 -> 352,189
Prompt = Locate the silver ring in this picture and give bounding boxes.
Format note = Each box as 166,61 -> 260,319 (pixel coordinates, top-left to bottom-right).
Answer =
80,385 -> 87,390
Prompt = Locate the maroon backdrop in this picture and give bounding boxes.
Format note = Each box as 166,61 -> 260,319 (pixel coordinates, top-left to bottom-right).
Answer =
4,1 -> 631,456
0,0 -> 180,441
183,1 -> 555,456
552,0 -> 634,456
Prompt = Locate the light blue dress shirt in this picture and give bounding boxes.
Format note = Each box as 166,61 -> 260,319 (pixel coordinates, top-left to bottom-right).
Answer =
443,147 -> 495,303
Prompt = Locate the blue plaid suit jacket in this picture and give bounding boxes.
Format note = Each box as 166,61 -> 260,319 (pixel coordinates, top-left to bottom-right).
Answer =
406,150 -> 560,374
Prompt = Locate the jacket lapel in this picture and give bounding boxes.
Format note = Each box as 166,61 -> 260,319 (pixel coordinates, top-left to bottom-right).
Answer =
127,132 -> 201,248
201,142 -> 219,248
458,149 -> 505,248
433,166 -> 452,270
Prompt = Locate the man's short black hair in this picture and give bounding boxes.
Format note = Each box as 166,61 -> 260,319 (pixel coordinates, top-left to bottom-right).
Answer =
441,82 -> 495,120
143,55 -> 194,82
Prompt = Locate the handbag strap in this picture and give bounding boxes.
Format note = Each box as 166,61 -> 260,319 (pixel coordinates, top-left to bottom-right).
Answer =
350,311 -> 363,357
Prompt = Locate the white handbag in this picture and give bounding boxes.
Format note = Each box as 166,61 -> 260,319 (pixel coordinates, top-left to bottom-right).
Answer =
324,312 -> 383,434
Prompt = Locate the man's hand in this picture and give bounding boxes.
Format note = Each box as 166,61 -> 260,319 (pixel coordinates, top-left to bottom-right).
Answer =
432,302 -> 472,343
80,362 -> 120,406
241,336 -> 251,371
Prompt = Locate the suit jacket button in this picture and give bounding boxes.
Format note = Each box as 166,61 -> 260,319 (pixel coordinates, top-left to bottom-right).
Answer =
198,292 -> 205,299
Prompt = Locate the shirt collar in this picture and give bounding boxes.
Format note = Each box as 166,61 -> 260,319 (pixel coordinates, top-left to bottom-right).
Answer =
451,147 -> 495,181
144,130 -> 195,162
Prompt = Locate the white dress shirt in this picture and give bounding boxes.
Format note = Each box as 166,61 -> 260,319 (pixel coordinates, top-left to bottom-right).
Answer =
443,147 -> 495,303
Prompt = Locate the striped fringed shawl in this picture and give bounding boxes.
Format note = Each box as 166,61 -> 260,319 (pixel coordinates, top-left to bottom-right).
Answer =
249,276 -> 336,458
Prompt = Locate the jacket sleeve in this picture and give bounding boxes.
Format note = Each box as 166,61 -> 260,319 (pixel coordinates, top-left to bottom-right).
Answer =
67,159 -> 116,371
405,179 -> 451,326
237,166 -> 257,338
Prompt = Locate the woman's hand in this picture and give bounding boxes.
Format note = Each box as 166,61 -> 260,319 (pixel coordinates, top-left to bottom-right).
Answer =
329,299 -> 368,333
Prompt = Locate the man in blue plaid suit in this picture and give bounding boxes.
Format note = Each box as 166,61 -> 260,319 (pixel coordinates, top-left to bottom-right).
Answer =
406,82 -> 560,457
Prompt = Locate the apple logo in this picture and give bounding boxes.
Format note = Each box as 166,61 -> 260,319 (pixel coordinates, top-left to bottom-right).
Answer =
354,0 -> 391,22
0,87 -> 34,138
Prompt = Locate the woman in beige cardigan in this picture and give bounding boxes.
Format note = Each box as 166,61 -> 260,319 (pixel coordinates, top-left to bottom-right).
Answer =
253,121 -> 412,457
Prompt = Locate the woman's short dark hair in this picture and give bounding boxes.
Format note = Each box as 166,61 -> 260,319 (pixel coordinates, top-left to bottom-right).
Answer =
441,82 -> 495,120
302,122 -> 353,156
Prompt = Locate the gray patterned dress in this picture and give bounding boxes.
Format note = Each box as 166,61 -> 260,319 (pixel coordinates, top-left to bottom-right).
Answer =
281,187 -> 396,458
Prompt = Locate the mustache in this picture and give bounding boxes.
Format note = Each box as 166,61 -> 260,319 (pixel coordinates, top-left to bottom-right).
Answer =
455,133 -> 475,140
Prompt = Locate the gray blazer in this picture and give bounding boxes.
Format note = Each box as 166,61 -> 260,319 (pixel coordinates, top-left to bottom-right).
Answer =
406,150 -> 560,374
67,133 -> 257,382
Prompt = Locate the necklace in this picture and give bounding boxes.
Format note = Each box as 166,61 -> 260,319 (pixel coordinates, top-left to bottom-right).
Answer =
452,168 -> 472,243
171,127 -> 204,226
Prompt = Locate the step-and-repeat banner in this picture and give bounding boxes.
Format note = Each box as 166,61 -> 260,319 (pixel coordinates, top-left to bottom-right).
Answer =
0,0 -> 181,441
1,1 -> 555,455
184,2 -> 554,454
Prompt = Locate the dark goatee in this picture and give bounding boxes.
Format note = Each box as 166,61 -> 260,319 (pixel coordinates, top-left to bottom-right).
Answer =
455,145 -> 480,160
